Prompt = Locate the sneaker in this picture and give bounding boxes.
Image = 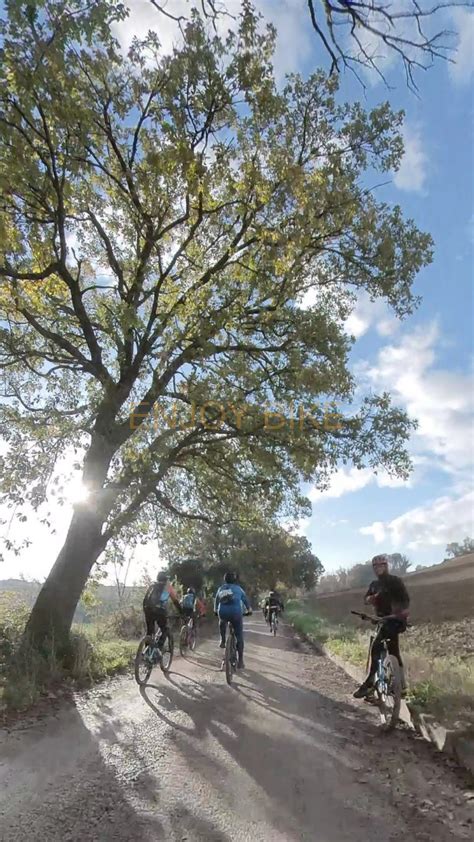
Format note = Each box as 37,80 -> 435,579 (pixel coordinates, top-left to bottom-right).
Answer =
353,680 -> 373,699
219,641 -> 226,649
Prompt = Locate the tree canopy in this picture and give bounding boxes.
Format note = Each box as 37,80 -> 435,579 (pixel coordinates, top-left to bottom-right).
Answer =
0,0 -> 432,643
162,521 -> 324,596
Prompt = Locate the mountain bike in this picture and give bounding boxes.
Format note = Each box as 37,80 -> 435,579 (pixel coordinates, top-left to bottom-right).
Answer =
134,623 -> 174,686
221,611 -> 251,686
270,608 -> 279,636
179,614 -> 197,657
351,610 -> 403,729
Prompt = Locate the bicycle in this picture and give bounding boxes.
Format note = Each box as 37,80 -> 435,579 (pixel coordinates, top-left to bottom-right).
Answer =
351,610 -> 403,729
221,611 -> 251,686
179,614 -> 197,657
134,622 -> 174,686
270,608 -> 279,636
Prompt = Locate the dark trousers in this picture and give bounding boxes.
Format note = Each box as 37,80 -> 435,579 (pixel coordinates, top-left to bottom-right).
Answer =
144,607 -> 168,648
368,618 -> 406,679
268,607 -> 278,624
219,614 -> 244,658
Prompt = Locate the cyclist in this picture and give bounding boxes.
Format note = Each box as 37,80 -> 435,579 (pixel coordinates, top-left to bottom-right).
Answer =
214,572 -> 252,669
142,571 -> 182,650
264,590 -> 284,630
353,554 -> 410,699
180,587 -> 206,627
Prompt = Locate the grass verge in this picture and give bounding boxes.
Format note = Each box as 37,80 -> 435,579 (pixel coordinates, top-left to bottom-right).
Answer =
0,595 -> 137,716
286,599 -> 474,730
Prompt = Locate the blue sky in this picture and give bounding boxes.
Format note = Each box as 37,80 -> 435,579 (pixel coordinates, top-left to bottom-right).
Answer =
278,2 -> 474,572
1,1 -> 472,582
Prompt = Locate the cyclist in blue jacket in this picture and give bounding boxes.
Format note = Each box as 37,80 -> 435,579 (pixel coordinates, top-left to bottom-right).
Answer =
214,572 -> 252,669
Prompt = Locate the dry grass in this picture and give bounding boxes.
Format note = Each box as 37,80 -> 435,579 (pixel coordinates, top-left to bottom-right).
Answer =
286,601 -> 474,730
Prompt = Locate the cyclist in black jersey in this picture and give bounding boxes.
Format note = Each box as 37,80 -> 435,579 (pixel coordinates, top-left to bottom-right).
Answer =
353,554 -> 410,699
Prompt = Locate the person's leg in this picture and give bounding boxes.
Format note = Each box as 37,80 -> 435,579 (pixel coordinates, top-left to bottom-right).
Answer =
219,618 -> 227,648
386,620 -> 407,690
156,610 -> 168,648
231,615 -> 244,666
144,607 -> 155,637
354,627 -> 383,697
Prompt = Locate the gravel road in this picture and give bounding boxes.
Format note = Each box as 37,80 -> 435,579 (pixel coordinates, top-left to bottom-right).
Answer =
1,616 -> 473,841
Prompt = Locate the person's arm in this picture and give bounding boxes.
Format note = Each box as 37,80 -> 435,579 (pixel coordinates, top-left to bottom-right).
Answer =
387,578 -> 410,618
241,588 -> 251,612
168,584 -> 182,614
143,585 -> 154,607
364,581 -> 377,606
280,600 -> 285,611
196,597 -> 206,616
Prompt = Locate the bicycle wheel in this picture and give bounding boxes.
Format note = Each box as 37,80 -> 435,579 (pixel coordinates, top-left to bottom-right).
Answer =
225,632 -> 235,686
179,624 -> 188,657
189,625 -> 197,651
376,654 -> 402,729
272,614 -> 278,636
160,631 -> 174,673
134,635 -> 153,686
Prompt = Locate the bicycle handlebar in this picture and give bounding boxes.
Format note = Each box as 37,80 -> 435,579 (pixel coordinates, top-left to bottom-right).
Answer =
351,610 -> 378,625
351,610 -> 412,628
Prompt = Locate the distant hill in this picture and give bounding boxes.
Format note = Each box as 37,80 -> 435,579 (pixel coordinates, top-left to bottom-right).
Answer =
0,579 -> 143,623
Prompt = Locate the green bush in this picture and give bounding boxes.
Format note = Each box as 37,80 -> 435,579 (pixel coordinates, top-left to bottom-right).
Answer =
106,606 -> 144,640
0,593 -> 30,666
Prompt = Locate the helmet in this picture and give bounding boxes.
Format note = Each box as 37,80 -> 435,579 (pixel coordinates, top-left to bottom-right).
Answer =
372,554 -> 389,569
186,587 -> 195,594
269,590 -> 275,597
157,571 -> 168,583
224,571 -> 236,584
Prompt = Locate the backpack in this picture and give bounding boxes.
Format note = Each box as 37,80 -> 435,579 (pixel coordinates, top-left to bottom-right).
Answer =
182,593 -> 195,610
219,587 -> 235,605
144,581 -> 168,608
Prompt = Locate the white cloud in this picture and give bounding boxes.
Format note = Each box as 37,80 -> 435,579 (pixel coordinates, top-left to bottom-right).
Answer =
344,291 -> 399,339
309,465 -> 410,502
113,0 -> 185,55
394,124 -> 428,193
449,10 -> 474,85
363,321 -> 474,479
114,1 -> 310,78
360,490 -> 474,549
258,0 -> 312,79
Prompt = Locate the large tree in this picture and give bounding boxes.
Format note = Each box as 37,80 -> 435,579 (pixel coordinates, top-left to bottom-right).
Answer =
0,0 -> 431,647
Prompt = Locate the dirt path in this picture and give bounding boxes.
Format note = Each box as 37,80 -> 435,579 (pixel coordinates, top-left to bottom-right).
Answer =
1,617 -> 472,841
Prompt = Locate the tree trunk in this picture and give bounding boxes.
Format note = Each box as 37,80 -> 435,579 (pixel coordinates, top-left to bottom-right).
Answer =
25,437 -> 114,650
24,506 -> 106,648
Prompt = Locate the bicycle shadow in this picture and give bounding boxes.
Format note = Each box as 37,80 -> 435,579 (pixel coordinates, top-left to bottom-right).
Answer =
137,660 -> 398,841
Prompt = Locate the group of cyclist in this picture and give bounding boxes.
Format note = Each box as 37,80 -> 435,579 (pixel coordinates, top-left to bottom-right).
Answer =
142,552 -> 410,698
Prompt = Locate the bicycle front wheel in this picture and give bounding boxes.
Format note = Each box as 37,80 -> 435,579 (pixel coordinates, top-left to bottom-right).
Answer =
377,655 -> 402,729
134,635 -> 153,686
160,632 -> 174,673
